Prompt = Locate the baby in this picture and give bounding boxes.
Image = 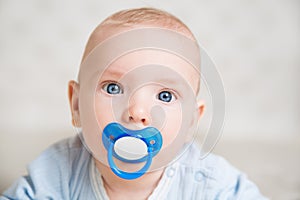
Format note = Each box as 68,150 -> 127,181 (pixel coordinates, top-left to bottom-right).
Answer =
1,7 -> 267,200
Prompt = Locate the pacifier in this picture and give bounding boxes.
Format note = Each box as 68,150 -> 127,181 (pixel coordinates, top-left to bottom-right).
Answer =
102,122 -> 163,180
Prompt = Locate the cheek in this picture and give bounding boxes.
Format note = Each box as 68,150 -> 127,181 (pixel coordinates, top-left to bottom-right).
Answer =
160,104 -> 183,147
94,95 -> 115,131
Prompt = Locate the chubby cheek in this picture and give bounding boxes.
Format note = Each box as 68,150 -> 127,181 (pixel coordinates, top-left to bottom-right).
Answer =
159,103 -> 182,148
94,95 -> 115,132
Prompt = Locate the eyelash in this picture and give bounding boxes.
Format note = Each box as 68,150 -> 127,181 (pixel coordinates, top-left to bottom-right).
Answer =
157,89 -> 178,103
101,81 -> 123,95
99,81 -> 178,102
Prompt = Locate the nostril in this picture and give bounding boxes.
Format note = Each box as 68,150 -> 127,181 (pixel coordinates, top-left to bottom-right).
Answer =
128,115 -> 148,124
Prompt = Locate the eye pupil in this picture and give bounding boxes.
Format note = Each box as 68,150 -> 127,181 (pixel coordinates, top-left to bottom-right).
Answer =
107,83 -> 121,94
158,91 -> 173,102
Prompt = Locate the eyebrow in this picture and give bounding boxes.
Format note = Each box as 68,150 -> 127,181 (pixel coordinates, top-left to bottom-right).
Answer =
155,78 -> 178,85
101,69 -> 191,91
102,67 -> 124,79
153,78 -> 188,92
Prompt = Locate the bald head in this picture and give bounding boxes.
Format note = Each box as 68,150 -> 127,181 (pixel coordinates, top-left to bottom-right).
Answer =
78,7 -> 200,93
81,7 -> 197,63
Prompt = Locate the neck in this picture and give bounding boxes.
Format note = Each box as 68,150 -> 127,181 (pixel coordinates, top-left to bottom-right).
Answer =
94,158 -> 164,200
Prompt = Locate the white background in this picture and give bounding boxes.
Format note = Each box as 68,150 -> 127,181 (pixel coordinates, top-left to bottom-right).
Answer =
0,0 -> 299,198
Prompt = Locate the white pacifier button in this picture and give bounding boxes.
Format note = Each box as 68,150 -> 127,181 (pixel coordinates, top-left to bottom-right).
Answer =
114,136 -> 148,160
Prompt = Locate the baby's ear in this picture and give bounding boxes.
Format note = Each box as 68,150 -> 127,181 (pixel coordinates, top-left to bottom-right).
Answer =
197,100 -> 205,120
68,80 -> 81,127
185,100 -> 206,143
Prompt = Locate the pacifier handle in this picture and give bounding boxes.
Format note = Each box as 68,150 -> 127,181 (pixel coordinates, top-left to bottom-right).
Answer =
107,142 -> 153,180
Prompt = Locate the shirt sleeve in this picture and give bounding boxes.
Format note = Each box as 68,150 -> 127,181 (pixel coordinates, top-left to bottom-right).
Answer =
0,136 -> 89,200
211,156 -> 269,200
214,173 -> 268,200
0,175 -> 56,200
0,150 -> 69,200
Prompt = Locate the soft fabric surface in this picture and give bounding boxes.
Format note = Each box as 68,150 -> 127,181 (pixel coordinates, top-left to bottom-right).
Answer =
0,132 -> 299,199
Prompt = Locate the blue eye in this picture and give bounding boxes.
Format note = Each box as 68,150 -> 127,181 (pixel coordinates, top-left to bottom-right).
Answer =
103,83 -> 123,95
158,91 -> 174,102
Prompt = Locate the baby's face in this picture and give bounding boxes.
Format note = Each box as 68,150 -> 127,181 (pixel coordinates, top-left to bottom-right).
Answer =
93,49 -> 200,148
70,27 -> 205,170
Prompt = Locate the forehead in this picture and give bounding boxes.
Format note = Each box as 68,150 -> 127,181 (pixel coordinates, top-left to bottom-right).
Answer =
79,27 -> 201,94
101,49 -> 199,92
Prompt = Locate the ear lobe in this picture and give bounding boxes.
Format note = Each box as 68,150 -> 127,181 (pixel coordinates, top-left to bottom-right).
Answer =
68,80 -> 81,127
197,100 -> 205,120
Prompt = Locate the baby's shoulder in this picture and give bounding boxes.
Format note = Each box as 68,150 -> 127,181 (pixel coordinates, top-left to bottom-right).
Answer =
28,134 -> 91,179
29,136 -> 89,168
35,134 -> 87,161
171,144 -> 267,199
176,144 -> 241,185
1,135 -> 94,200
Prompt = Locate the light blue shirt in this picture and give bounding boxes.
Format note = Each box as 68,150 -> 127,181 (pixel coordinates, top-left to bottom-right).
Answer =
1,135 -> 268,200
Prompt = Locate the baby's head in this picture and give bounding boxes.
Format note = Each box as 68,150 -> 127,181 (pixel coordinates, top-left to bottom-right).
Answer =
68,7 -> 205,178
81,7 -> 197,64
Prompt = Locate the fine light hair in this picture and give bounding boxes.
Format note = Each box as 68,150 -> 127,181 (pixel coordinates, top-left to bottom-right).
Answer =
100,7 -> 194,36
81,7 -> 197,62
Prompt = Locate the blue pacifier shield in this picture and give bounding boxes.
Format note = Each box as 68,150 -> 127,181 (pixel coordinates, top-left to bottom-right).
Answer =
102,122 -> 163,179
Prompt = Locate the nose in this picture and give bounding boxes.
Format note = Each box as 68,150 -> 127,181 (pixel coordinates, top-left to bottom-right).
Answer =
128,104 -> 151,126
125,90 -> 151,126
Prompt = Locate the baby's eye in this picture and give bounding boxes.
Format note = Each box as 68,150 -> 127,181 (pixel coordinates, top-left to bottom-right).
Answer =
157,91 -> 176,103
102,82 -> 123,95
